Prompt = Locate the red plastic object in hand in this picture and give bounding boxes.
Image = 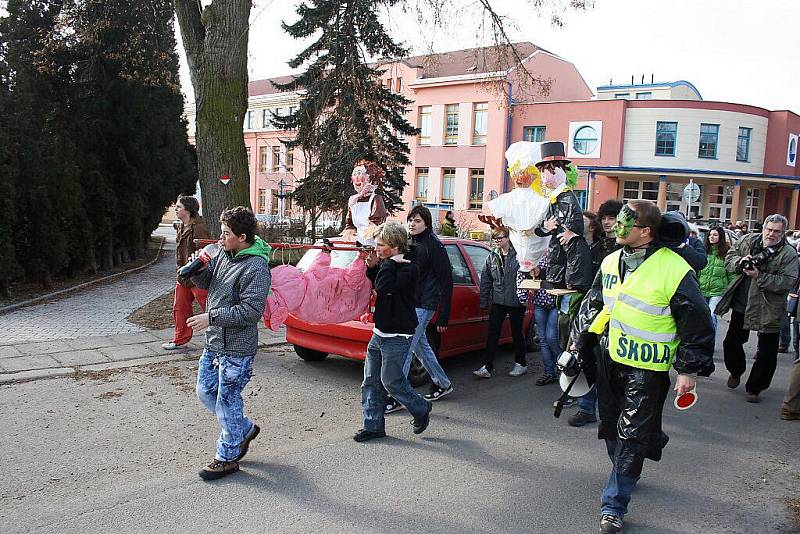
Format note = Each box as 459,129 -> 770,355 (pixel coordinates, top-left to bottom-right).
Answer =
674,389 -> 698,410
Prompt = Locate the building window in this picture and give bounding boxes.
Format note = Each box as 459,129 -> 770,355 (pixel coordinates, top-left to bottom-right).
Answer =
285,150 -> 294,172
441,168 -> 456,205
472,103 -> 488,145
635,92 -> 652,100
622,180 -> 658,202
415,168 -> 428,201
262,109 -> 270,129
271,146 -> 281,172
270,190 -> 278,215
614,93 -> 630,99
445,104 -> 459,145
573,125 -> 599,156
469,169 -> 484,209
257,189 -> 267,214
745,188 -> 761,229
655,121 -> 678,156
245,147 -> 251,167
246,110 -> 253,129
395,78 -> 402,93
259,147 -> 269,172
419,106 -> 431,145
737,127 -> 752,162
698,123 -> 719,159
523,126 -> 546,142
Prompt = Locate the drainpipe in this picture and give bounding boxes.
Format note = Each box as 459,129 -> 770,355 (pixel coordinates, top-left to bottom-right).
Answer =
503,80 -> 513,193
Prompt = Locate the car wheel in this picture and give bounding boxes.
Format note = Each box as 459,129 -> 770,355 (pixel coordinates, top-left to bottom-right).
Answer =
293,345 -> 328,362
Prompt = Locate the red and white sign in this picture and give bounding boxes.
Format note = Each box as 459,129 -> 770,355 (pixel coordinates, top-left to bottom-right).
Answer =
674,389 -> 698,410
220,174 -> 231,185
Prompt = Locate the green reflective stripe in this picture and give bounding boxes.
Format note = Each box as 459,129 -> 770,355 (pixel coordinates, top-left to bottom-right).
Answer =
617,294 -> 670,316
609,318 -> 678,343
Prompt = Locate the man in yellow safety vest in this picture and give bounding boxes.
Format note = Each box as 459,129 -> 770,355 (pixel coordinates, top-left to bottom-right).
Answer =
569,199 -> 715,533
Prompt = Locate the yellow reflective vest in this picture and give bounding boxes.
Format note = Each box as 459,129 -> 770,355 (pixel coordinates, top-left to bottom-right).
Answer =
588,247 -> 691,372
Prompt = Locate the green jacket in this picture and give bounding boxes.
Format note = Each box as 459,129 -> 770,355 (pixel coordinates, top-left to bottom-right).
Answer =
698,248 -> 734,297
440,218 -> 457,237
716,233 -> 799,333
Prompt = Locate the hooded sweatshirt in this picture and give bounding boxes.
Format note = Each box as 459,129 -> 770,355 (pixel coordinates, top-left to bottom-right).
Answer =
191,236 -> 272,356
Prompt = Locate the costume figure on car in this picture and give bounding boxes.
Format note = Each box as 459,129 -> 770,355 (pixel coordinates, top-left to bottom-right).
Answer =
342,160 -> 389,246
478,141 -> 551,273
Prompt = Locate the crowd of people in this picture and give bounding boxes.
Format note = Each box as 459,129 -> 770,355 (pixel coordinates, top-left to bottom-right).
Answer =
170,147 -> 799,532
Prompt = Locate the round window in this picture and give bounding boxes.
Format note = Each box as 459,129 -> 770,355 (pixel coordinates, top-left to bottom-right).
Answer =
789,138 -> 797,164
573,125 -> 598,155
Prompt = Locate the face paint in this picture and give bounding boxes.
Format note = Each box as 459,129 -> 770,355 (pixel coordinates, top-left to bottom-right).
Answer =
351,165 -> 368,191
614,205 -> 638,238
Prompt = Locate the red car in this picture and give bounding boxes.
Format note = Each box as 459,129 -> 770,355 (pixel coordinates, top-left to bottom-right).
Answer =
285,237 -> 534,385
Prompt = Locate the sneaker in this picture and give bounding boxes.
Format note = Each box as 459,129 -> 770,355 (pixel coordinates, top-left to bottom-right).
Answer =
199,459 -> 239,481
509,363 -> 528,377
568,411 -> 598,427
727,374 -> 740,389
746,392 -> 760,403
473,366 -> 492,379
235,424 -> 260,461
384,397 -> 405,414
780,408 -> 800,421
424,383 -> 454,401
353,428 -> 386,442
599,513 -> 623,533
162,341 -> 188,350
536,373 -> 558,386
412,405 -> 432,435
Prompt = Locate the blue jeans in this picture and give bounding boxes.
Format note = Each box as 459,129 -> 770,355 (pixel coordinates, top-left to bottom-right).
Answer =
780,313 -> 792,348
362,334 -> 431,432
578,385 -> 597,415
534,306 -> 560,376
705,295 -> 722,332
402,308 -> 451,388
196,350 -> 255,462
601,439 -> 640,517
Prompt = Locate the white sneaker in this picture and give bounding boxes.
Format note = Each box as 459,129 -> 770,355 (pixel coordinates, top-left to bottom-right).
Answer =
508,363 -> 528,377
473,366 -> 492,379
161,342 -> 187,350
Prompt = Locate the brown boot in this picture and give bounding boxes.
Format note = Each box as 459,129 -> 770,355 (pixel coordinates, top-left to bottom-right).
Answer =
780,408 -> 800,420
199,459 -> 239,481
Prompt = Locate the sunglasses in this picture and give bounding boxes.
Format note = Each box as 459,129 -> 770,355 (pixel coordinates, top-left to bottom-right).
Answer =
492,235 -> 508,240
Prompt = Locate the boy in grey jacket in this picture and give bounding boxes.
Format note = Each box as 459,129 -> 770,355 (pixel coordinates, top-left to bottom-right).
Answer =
188,207 -> 271,480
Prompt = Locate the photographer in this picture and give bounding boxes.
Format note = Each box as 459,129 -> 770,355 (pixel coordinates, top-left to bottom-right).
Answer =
717,214 -> 799,403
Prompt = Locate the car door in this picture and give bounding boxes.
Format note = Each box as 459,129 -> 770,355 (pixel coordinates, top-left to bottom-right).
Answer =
439,244 -> 483,356
460,243 -> 493,350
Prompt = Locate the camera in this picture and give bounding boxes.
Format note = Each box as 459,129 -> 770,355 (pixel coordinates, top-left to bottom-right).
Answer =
740,246 -> 778,271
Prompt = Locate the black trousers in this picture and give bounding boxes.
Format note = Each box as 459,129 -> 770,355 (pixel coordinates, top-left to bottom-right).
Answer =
483,304 -> 526,372
723,310 -> 779,394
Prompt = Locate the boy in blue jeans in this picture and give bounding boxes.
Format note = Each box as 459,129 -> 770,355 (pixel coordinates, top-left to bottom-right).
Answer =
188,207 -> 271,480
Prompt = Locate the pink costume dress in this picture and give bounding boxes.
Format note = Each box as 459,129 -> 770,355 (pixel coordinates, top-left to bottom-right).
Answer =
262,251 -> 372,331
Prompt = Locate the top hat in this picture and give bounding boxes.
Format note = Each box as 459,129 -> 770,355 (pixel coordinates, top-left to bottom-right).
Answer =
536,141 -> 571,167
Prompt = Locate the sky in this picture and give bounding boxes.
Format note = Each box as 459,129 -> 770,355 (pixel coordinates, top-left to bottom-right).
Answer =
178,0 -> 800,112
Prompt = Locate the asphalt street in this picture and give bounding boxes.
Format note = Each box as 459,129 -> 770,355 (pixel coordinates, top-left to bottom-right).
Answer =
0,325 -> 797,533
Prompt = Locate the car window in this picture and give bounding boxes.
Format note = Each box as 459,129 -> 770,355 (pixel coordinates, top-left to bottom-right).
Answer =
445,245 -> 473,285
463,245 -> 491,283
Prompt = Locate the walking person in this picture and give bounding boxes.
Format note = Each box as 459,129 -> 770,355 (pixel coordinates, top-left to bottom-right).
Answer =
474,228 -> 528,378
532,252 -> 560,385
162,195 -> 212,350
570,200 -> 715,533
384,206 -> 454,414
698,227 -> 734,333
188,207 -> 271,480
354,222 -> 432,442
717,214 -> 799,403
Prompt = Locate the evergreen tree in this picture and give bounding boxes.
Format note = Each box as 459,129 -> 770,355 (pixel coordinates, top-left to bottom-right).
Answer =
275,0 -> 418,227
0,47 -> 22,298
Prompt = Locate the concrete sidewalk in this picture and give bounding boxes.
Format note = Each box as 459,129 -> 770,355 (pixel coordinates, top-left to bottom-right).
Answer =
0,325 -> 287,384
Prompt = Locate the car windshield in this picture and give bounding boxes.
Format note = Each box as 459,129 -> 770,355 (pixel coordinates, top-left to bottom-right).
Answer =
296,247 -> 358,271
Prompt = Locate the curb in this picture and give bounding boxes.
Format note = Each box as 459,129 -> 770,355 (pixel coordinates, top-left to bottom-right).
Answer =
0,337 -> 288,385
0,236 -> 167,318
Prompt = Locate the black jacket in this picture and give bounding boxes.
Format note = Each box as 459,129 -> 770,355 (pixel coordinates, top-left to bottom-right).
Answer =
409,229 -> 453,326
366,256 -> 419,335
534,189 -> 593,291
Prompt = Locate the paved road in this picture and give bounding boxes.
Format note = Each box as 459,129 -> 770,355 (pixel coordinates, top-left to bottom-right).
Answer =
0,327 -> 796,533
0,226 -> 177,344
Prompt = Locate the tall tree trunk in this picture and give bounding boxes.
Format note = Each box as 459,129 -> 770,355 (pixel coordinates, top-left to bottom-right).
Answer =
175,0 -> 252,236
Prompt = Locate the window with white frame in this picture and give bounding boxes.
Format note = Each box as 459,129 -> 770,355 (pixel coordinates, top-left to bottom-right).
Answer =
472,103 -> 488,145
257,189 -> 267,214
419,106 -> 431,145
523,126 -> 546,142
262,109 -> 270,129
285,149 -> 294,172
270,190 -> 278,215
614,93 -> 630,99
259,147 -> 269,172
622,180 -> 658,202
573,125 -> 599,155
245,147 -> 251,167
246,111 -> 253,130
635,92 -> 652,100
441,168 -> 455,205
445,104 -> 459,145
271,146 -> 280,172
469,169 -> 484,209
745,188 -> 761,229
415,168 -> 428,201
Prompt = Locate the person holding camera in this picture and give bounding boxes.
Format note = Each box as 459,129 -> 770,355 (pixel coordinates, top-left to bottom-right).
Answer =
716,214 -> 799,403
569,199 -> 714,533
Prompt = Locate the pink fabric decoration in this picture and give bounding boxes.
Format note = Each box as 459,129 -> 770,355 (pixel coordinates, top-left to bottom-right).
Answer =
262,252 -> 372,330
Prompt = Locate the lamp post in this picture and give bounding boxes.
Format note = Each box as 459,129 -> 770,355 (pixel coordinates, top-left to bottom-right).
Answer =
276,178 -> 288,217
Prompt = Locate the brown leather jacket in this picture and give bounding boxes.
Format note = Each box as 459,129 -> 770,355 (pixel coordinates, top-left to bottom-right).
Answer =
176,217 -> 212,287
